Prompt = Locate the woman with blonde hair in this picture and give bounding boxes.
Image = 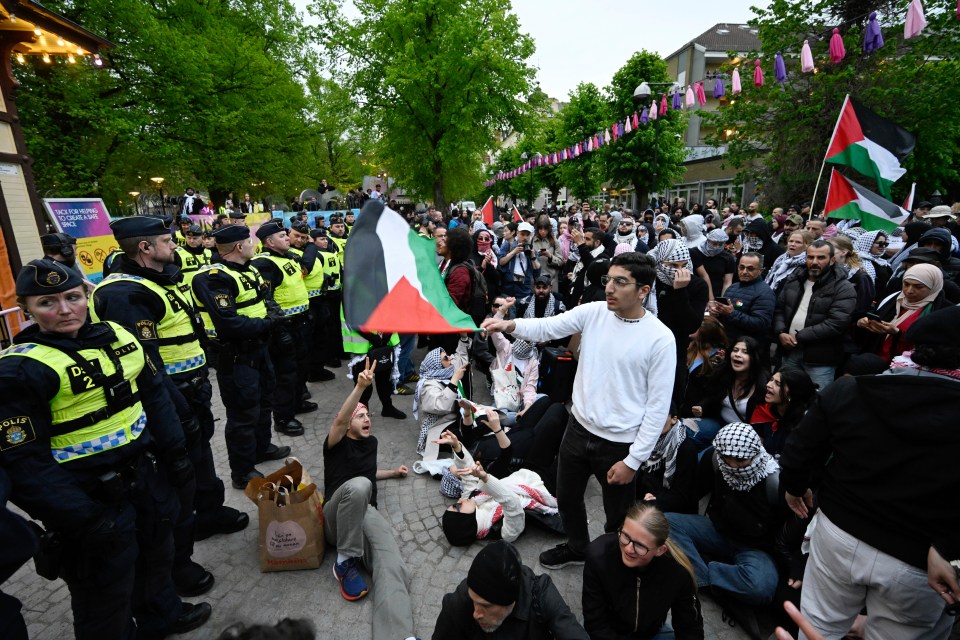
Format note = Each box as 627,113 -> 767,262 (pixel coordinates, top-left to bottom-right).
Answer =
827,234 -> 875,317
583,503 -> 703,639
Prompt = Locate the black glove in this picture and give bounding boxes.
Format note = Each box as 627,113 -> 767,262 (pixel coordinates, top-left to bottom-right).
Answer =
273,323 -> 295,349
180,415 -> 201,447
164,448 -> 195,487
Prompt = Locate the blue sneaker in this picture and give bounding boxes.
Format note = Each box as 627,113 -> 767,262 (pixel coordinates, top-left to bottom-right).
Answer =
333,557 -> 368,601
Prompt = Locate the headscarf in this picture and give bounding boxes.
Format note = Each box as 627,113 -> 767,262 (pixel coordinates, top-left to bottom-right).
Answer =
701,228 -> 729,257
853,230 -> 890,283
648,239 -> 691,287
614,217 -> 638,250
653,213 -> 671,232
614,242 -> 634,256
891,264 -> 943,329
414,348 -> 455,454
474,228 -> 493,256
713,423 -> 779,491
841,225 -> 867,241
765,250 -> 806,291
641,419 -> 687,489
681,214 -> 706,250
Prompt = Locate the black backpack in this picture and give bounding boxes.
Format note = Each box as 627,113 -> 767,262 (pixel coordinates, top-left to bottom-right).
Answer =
449,262 -> 488,326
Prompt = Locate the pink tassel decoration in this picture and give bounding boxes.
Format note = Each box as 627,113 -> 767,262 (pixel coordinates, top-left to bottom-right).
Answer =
829,28 -> 845,63
753,59 -> 764,87
660,94 -> 668,115
801,40 -> 814,72
624,117 -> 632,134
603,129 -> 610,144
732,67 -> 741,94
587,138 -> 593,152
905,0 -> 927,39
650,102 -> 658,120
685,85 -> 695,108
695,82 -> 707,106
611,124 -> 618,141
632,112 -> 640,129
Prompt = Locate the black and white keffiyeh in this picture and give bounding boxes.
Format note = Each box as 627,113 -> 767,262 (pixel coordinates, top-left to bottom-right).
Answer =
713,423 -> 779,491
641,419 -> 687,489
853,230 -> 890,284
765,251 -> 806,290
414,348 -> 455,454
648,239 -> 692,287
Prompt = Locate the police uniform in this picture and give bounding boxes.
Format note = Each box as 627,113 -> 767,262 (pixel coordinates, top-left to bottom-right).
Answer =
322,215 -> 347,362
173,225 -> 212,287
191,224 -> 291,487
251,221 -> 317,432
0,467 -> 37,640
91,217 -> 249,592
0,260 -> 210,639
291,223 -> 335,382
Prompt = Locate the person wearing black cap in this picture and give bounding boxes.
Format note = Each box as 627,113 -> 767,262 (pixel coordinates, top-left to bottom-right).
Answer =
191,224 -> 291,487
39,232 -> 90,284
0,259 -> 212,638
224,209 -> 246,225
92,214 -> 253,595
173,224 -> 212,286
312,228 -> 345,367
251,220 -> 318,430
517,274 -> 566,320
288,221 -> 335,382
328,213 -> 349,263
779,304 -> 960,640
433,540 -> 587,639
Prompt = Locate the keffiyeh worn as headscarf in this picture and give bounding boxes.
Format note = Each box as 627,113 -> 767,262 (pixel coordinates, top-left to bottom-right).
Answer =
648,239 -> 691,286
853,230 -> 890,284
511,338 -> 536,362
641,419 -> 687,489
414,348 -> 455,454
701,229 -> 729,257
713,423 -> 779,491
653,213 -> 671,232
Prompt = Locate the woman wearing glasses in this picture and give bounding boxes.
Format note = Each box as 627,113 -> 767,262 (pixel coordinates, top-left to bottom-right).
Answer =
852,230 -> 893,293
583,503 -> 703,639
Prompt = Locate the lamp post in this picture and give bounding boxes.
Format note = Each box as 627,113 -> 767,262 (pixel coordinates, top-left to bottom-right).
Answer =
128,191 -> 140,216
633,81 -> 678,207
150,177 -> 165,216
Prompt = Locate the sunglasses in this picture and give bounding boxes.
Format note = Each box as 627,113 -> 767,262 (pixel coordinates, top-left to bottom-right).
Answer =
874,242 -> 889,247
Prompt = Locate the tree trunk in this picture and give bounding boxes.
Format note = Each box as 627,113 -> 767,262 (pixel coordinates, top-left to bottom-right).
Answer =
433,162 -> 446,213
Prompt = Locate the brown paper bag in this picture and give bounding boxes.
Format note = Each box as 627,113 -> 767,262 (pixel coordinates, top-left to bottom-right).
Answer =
245,458 -> 325,572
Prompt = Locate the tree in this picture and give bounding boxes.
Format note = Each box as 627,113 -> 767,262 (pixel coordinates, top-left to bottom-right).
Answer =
604,52 -> 688,205
312,0 -> 537,211
304,75 -> 372,192
702,0 -> 960,207
556,83 -> 608,200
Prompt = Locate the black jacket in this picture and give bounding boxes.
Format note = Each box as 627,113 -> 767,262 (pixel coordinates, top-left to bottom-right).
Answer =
583,533 -> 704,639
772,265 -> 857,366
636,437 -> 700,514
780,372 -> 960,568
745,219 -> 785,276
656,277 -> 709,359
432,566 -> 588,640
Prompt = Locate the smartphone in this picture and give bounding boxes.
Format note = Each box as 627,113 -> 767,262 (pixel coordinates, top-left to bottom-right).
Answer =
866,312 -> 882,322
715,297 -> 730,306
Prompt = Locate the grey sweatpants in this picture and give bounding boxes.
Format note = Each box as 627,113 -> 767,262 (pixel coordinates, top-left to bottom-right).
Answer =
323,476 -> 414,640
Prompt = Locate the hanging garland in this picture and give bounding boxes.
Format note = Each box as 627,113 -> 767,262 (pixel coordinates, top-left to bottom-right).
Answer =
485,0 -> 945,188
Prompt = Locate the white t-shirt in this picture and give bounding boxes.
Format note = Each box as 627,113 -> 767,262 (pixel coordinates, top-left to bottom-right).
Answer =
788,279 -> 815,336
512,302 -> 677,469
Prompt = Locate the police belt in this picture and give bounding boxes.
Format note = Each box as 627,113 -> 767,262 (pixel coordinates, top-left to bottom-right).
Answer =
209,337 -> 264,354
80,451 -> 153,504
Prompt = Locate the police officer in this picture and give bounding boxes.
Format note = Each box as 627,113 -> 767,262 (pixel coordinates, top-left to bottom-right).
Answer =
318,225 -> 346,365
202,231 -> 220,263
0,466 -> 37,640
288,221 -> 335,382
191,225 -> 291,488
40,232 -> 88,282
328,213 -> 349,264
174,224 -> 212,286
91,215 -> 251,594
251,221 -> 317,433
173,215 -> 192,247
0,259 -> 211,639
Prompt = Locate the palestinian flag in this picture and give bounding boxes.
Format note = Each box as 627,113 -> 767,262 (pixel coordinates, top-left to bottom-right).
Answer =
343,200 -> 477,334
480,196 -> 495,226
825,95 -> 916,198
824,169 -> 909,232
511,205 -> 523,222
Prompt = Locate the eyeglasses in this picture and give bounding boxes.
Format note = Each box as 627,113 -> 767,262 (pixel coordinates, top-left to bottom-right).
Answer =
600,275 -> 643,289
617,528 -> 651,557
874,242 -> 889,248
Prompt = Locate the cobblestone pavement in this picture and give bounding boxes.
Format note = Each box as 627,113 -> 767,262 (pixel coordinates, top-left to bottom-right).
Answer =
11,354 -> 757,640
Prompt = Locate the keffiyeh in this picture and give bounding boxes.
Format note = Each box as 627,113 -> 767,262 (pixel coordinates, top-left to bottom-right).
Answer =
414,348 -> 455,454
853,230 -> 890,284
641,419 -> 687,489
701,229 -> 729,257
765,251 -> 806,290
648,239 -> 691,286
713,423 -> 779,491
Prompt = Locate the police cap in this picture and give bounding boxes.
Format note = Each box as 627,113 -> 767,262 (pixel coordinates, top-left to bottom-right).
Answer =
290,220 -> 310,235
255,220 -> 286,241
16,259 -> 84,296
186,225 -> 204,237
228,210 -> 246,219
329,213 -> 344,224
210,225 -> 251,244
39,232 -> 77,248
110,215 -> 172,240
309,228 -> 328,239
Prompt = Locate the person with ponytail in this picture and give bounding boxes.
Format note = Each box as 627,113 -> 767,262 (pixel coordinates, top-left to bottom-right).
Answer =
583,503 -> 704,639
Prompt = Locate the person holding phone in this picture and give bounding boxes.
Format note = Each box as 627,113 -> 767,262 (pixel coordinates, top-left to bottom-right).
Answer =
709,252 -> 776,347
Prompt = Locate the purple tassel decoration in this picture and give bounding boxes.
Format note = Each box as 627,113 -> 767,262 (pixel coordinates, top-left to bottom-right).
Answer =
713,76 -> 725,98
672,90 -> 682,110
774,52 -> 787,83
640,106 -> 649,125
863,11 -> 884,53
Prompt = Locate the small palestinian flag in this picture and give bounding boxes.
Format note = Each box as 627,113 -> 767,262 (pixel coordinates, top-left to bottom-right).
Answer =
824,169 -> 909,233
480,196 -> 495,226
344,200 -> 477,334
825,95 -> 916,198
511,205 -> 523,222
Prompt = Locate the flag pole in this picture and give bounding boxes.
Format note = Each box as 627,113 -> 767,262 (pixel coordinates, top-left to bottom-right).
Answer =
809,161 -> 828,222
811,94 -> 851,221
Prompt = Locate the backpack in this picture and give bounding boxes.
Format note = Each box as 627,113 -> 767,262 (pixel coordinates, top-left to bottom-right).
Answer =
449,262 -> 488,326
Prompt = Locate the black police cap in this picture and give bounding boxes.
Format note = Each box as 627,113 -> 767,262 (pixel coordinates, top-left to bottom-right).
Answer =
186,225 -> 203,236
329,214 -> 344,224
290,221 -> 310,235
16,258 -> 84,296
210,225 -> 251,244
228,210 -> 247,219
309,228 -> 328,239
255,220 -> 286,241
39,232 -> 76,247
110,215 -> 172,240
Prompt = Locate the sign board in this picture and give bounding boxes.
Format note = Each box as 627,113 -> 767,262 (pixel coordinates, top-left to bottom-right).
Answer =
43,198 -> 116,284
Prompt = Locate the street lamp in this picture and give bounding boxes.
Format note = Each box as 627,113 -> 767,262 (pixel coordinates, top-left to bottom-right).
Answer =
150,177 -> 165,216
129,191 -> 140,215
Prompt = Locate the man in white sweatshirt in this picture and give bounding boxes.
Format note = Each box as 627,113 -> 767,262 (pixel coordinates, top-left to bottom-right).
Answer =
481,252 -> 677,568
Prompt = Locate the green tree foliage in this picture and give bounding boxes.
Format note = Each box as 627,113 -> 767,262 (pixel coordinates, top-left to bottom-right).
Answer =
312,0 -> 537,211
604,52 -> 688,203
556,83 -> 608,200
304,75 -> 372,193
703,0 -> 960,207
16,0 -> 319,210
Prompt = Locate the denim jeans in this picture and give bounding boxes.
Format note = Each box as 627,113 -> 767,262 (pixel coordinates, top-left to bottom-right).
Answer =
665,512 -> 779,604
686,417 -> 723,452
556,416 -> 635,554
397,333 -> 416,380
782,350 -> 835,391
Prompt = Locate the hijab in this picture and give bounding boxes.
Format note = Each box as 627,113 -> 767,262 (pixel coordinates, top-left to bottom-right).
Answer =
713,423 -> 779,491
892,264 -> 943,328
681,214 -> 706,250
414,348 -> 455,454
648,239 -> 691,287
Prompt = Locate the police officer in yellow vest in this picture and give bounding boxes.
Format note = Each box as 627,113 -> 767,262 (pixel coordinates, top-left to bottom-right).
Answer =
288,221 -> 335,382
0,260 -> 212,639
319,222 -> 347,364
328,213 -> 349,264
191,225 -> 292,489
251,220 -> 317,431
340,307 -> 406,419
91,215 -> 252,596
173,225 -> 212,287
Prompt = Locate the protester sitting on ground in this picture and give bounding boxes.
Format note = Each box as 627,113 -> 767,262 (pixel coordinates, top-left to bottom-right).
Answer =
856,263 -> 946,363
637,406 -> 701,515
765,231 -> 810,295
681,317 -> 728,415
432,540 -> 589,639
709,252 -> 776,348
487,296 -> 540,413
436,422 -> 561,547
749,368 -> 817,459
686,337 -> 770,450
583,504 -> 704,639
414,338 -> 470,461
666,423 -> 783,638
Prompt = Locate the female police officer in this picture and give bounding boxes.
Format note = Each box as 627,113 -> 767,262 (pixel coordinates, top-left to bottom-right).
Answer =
0,259 -> 211,639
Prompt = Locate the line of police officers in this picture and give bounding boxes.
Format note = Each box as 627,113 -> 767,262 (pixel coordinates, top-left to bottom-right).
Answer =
0,211 -> 352,638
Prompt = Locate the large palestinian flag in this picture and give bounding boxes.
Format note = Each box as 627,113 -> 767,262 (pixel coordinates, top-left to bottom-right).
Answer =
824,169 -> 909,233
825,95 -> 915,198
343,200 -> 477,334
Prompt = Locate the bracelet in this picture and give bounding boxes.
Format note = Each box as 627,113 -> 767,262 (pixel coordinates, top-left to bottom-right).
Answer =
492,427 -> 503,434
